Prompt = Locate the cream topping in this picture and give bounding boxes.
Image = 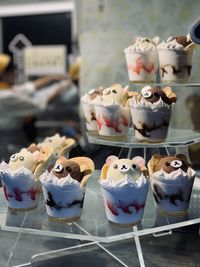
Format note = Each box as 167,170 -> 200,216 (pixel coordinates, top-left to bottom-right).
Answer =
151,167 -> 196,185
124,37 -> 157,53
157,37 -> 184,50
100,173 -> 147,188
129,96 -> 170,109
39,170 -> 80,188
0,161 -> 33,177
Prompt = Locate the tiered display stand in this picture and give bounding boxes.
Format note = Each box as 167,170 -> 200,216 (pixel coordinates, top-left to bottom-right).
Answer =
1,83 -> 200,267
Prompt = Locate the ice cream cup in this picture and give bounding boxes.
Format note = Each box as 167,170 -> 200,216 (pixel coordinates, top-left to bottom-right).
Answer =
0,163 -> 40,211
41,182 -> 85,222
150,168 -> 195,214
158,49 -> 194,83
99,177 -> 149,226
130,105 -> 172,143
81,101 -> 98,133
40,156 -> 94,222
94,104 -> 131,140
124,50 -> 159,83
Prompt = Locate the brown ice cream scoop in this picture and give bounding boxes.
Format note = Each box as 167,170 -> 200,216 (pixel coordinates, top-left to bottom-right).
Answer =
148,154 -> 189,174
140,86 -> 176,105
53,156 -> 83,182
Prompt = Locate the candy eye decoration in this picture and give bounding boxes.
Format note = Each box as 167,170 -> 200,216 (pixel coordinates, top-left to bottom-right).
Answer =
10,154 -> 18,162
142,90 -> 152,99
170,160 -> 182,168
112,89 -> 117,94
132,164 -> 137,169
103,88 -> 111,95
89,89 -> 96,95
19,156 -> 24,161
54,164 -> 64,173
113,164 -> 118,169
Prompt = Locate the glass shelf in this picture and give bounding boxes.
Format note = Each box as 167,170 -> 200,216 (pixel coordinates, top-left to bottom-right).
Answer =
0,171 -> 199,243
128,82 -> 200,88
87,128 -> 200,148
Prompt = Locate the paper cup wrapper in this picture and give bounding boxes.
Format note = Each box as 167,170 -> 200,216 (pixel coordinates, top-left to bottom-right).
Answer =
0,165 -> 40,210
95,104 -> 131,137
125,50 -> 159,82
130,105 -> 171,142
158,50 -> 194,83
100,181 -> 149,225
41,183 -> 85,221
151,172 -> 195,214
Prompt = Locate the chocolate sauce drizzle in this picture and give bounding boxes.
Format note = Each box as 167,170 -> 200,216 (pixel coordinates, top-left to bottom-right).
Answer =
161,64 -> 192,77
134,120 -> 169,137
153,184 -> 185,206
45,191 -> 84,210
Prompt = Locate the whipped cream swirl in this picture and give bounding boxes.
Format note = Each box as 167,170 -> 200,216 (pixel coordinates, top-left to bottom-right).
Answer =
100,173 -> 147,188
40,170 -> 80,189
151,167 -> 196,185
125,37 -> 157,53
157,37 -> 184,50
129,96 -> 170,110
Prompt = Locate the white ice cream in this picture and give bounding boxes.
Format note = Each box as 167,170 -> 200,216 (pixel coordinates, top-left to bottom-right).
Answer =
100,173 -> 147,187
124,37 -> 157,53
157,37 -> 185,51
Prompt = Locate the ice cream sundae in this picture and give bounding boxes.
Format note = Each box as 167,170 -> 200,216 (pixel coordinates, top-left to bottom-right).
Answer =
129,85 -> 177,142
81,87 -> 104,132
94,84 -> 132,139
148,154 -> 195,213
124,36 -> 159,82
40,156 -> 94,221
157,35 -> 197,82
0,146 -> 52,210
100,155 -> 149,225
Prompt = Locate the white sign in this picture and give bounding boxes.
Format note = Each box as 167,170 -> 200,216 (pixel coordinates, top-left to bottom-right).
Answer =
9,33 -> 32,84
24,45 -> 67,76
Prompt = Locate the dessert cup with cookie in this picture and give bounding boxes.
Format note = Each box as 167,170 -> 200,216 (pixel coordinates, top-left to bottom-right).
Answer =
157,35 -> 197,83
94,84 -> 133,140
129,85 -> 177,143
124,36 -> 159,83
81,87 -> 104,133
99,155 -> 149,225
38,134 -> 76,170
0,146 -> 52,211
40,156 -> 94,221
148,154 -> 195,214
